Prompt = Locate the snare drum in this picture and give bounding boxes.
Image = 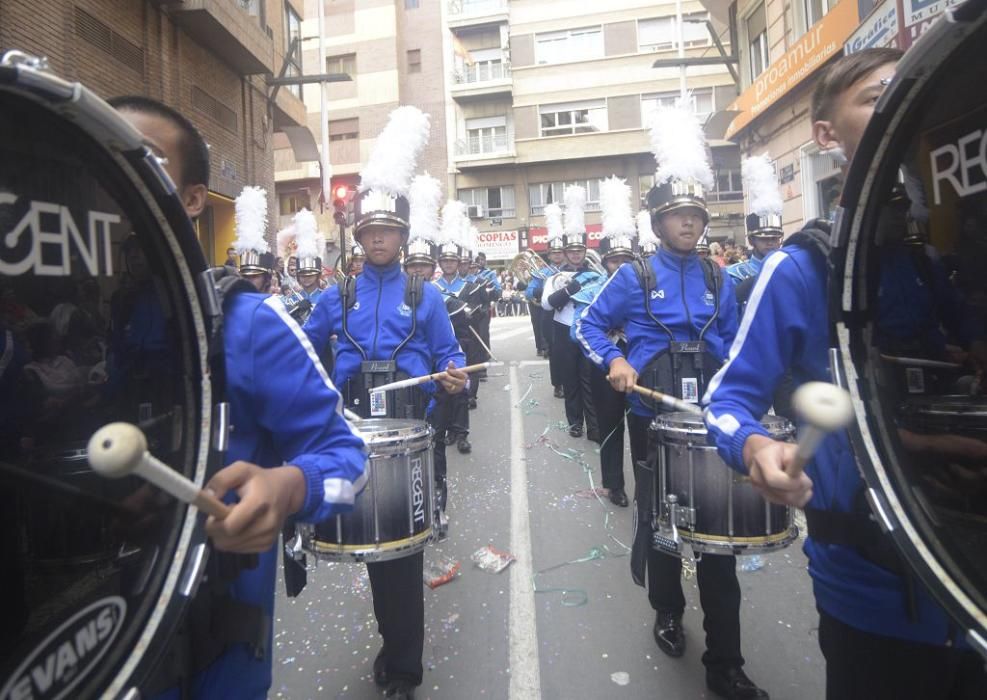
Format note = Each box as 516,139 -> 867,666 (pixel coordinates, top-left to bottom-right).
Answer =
303,419 -> 436,562
653,412 -> 797,555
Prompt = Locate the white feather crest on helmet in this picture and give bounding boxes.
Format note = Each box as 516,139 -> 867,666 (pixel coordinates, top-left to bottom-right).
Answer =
563,184 -> 586,235
233,186 -> 269,254
408,173 -> 443,244
600,176 -> 636,239
544,203 -> 564,242
440,200 -> 467,247
636,210 -> 659,248
292,209 -> 323,260
276,226 -> 295,259
742,155 -> 783,218
649,105 -> 713,189
359,106 -> 431,197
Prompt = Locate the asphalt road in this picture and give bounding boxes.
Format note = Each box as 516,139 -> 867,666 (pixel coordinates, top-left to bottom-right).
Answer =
272,315 -> 826,700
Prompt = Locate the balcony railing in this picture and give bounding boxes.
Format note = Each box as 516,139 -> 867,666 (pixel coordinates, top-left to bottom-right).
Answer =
448,0 -> 508,16
455,133 -> 511,157
454,61 -> 510,84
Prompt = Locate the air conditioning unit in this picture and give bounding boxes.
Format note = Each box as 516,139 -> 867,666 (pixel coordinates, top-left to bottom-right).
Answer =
467,205 -> 484,218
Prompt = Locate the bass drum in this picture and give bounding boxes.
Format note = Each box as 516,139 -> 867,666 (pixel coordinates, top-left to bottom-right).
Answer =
833,1 -> 987,657
0,55 -> 215,698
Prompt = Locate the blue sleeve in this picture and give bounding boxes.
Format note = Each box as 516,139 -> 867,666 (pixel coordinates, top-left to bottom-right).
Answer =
716,269 -> 739,355
302,287 -> 341,357
574,265 -> 632,370
704,253 -> 807,472
424,287 -> 466,371
251,299 -> 367,522
486,269 -> 502,294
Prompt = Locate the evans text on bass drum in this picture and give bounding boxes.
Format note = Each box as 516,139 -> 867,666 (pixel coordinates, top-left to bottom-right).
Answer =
832,0 -> 987,657
0,53 -> 218,699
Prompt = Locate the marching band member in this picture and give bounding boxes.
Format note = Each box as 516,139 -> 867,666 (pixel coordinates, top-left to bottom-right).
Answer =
112,95 -> 367,700
348,242 -> 367,276
461,226 -> 490,410
292,210 -> 325,305
232,186 -> 276,293
575,176 -> 637,506
727,156 -> 784,311
637,208 -> 659,258
576,107 -> 762,699
542,188 -> 601,438
303,107 -> 466,700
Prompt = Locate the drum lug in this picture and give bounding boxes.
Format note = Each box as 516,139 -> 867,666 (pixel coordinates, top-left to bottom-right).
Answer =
119,687 -> 141,700
864,487 -> 896,534
653,495 -> 683,555
284,531 -> 308,564
178,543 -> 209,598
965,629 -> 987,659
212,402 -> 231,453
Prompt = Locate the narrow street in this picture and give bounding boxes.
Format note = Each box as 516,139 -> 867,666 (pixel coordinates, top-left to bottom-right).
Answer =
273,316 -> 825,700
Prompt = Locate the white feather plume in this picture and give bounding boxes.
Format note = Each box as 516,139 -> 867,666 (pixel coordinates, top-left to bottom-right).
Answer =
292,208 -> 323,260
563,184 -> 586,235
359,106 -> 431,196
636,210 -> 659,247
742,155 -> 783,218
600,176 -> 635,239
276,226 -> 295,258
468,226 -> 479,253
544,203 -> 564,242
649,106 -> 713,189
440,200 -> 467,246
233,186 -> 269,254
408,173 -> 443,243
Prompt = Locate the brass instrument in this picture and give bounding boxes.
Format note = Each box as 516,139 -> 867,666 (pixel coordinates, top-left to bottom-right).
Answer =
584,248 -> 607,277
509,250 -> 553,285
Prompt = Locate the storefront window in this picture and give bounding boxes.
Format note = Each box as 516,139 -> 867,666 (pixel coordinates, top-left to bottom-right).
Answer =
800,144 -> 844,222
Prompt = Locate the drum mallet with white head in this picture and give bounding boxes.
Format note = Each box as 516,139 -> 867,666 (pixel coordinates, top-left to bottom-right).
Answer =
790,382 -> 855,477
87,422 -> 232,520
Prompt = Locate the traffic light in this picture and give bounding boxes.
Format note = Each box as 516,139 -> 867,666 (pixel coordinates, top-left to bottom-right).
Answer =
332,184 -> 354,227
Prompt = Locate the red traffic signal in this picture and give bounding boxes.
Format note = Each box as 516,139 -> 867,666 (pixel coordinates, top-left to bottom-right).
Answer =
333,184 -> 350,201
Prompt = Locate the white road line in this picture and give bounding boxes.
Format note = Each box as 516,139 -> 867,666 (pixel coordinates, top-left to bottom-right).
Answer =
490,325 -> 538,343
509,365 -> 541,700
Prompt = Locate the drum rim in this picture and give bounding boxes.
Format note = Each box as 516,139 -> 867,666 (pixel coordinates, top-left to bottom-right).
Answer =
833,6 -> 987,652
0,69 -> 214,697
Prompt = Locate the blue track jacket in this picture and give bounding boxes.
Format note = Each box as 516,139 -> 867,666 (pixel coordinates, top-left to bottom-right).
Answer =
703,243 -> 957,646
176,292 -> 368,699
725,255 -> 764,283
575,247 -> 738,416
303,262 -> 465,394
434,275 -> 466,298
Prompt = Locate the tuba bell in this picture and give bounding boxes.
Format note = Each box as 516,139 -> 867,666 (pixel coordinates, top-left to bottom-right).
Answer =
509,249 -> 553,286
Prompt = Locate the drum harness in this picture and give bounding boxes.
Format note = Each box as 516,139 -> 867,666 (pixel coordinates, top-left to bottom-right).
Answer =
788,221 -> 920,622
339,272 -> 429,419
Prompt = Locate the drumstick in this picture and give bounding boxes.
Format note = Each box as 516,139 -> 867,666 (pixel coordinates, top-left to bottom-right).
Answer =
370,362 -> 503,393
789,382 -> 854,477
468,325 -> 498,362
87,423 -> 231,520
630,385 -> 703,416
879,353 -> 962,370
343,407 -> 363,422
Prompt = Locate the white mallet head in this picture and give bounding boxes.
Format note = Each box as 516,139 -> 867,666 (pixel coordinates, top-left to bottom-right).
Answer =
792,382 -> 854,432
87,422 -> 148,478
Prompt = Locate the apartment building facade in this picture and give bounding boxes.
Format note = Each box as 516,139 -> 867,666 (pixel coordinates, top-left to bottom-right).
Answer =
1,0 -> 309,264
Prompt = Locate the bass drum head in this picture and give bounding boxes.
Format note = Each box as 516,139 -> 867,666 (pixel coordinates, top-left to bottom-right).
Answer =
0,62 -> 212,698
834,2 -> 987,655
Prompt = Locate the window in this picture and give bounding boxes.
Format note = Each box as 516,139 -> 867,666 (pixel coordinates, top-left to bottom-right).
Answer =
641,88 -> 715,126
458,186 -> 517,218
464,116 -> 508,155
540,99 -> 607,136
801,144 -> 843,222
328,118 -> 358,141
327,53 -> 356,76
710,168 -> 743,202
529,180 -> 602,216
534,26 -> 603,65
638,12 -> 710,52
284,4 -> 303,98
280,190 -> 311,216
803,0 -> 836,29
404,0 -> 420,8
747,4 -> 768,79
458,47 -> 507,83
407,49 -> 421,73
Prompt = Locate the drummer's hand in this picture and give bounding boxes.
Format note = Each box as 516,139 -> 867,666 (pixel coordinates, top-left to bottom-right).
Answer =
204,462 -> 306,554
439,362 -> 467,394
743,435 -> 814,508
607,357 -> 638,393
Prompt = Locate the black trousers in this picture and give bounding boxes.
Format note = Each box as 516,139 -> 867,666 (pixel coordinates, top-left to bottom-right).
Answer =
590,365 -> 627,489
627,412 -> 744,672
367,553 -> 425,685
529,303 -> 545,352
818,609 -> 987,700
464,327 -> 485,401
544,312 -> 560,387
477,307 -> 491,355
553,321 -> 585,428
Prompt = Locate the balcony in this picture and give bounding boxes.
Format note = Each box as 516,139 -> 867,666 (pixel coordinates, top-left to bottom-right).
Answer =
170,0 -> 273,75
451,62 -> 512,101
454,134 -> 515,168
448,0 -> 509,29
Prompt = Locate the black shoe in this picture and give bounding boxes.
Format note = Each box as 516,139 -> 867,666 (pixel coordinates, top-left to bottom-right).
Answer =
385,681 -> 416,699
569,425 -> 583,438
706,666 -> 769,699
436,479 -> 447,511
468,398 -> 477,410
553,386 -> 564,399
653,611 -> 686,658
609,488 -> 629,507
373,648 -> 388,687
457,436 -> 472,454
587,430 -> 600,443
444,432 -> 456,446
